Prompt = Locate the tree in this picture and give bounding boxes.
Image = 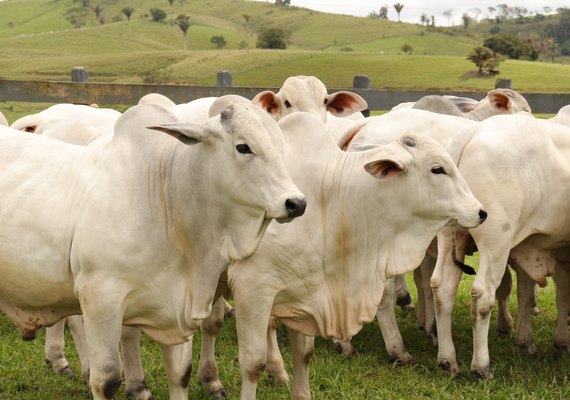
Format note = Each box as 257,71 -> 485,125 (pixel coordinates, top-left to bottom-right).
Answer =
150,8 -> 167,22
256,27 -> 287,49
393,3 -> 404,22
443,9 -> 453,26
92,5 -> 104,24
468,46 -> 500,75
461,13 -> 473,31
211,35 -> 227,49
484,33 -> 539,60
121,7 -> 134,35
420,13 -> 429,26
65,7 -> 88,29
275,0 -> 291,5
167,0 -> 175,6
175,14 -> 191,50
379,6 -> 389,19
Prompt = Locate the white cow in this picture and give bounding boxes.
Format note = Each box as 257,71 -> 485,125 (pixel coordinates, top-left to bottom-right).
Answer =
10,103 -> 121,145
550,104 -> 570,127
0,103 -> 306,400
226,112 -> 486,399
431,114 -> 570,379
252,75 -> 368,123
412,88 -> 532,120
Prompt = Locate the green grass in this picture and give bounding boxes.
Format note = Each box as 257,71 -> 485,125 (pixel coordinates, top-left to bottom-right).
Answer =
1,0 -> 569,93
1,263 -> 568,399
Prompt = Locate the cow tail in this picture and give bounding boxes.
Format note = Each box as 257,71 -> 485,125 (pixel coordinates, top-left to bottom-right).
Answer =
451,227 -> 476,275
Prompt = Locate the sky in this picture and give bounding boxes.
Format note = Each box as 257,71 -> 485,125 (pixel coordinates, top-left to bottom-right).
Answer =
254,1 -> 570,25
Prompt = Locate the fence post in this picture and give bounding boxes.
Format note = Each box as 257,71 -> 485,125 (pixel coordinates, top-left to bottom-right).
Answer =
495,78 -> 512,89
71,67 -> 89,83
353,75 -> 371,117
217,70 -> 232,87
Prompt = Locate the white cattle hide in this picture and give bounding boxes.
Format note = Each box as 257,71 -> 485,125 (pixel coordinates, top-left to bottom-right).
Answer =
228,112 -> 485,399
0,103 -> 305,400
431,114 -> 570,379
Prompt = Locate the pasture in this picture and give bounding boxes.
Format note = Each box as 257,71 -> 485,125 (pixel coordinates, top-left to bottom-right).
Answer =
0,263 -> 568,399
1,1 -> 569,399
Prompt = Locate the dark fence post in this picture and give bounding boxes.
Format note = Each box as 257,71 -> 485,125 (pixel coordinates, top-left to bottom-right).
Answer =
71,67 -> 89,83
353,75 -> 371,117
217,70 -> 232,87
495,78 -> 512,89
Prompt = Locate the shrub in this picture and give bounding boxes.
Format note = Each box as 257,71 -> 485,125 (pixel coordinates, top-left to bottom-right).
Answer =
150,8 -> 167,22
210,35 -> 227,49
560,39 -> 570,56
256,27 -> 287,49
340,46 -> 354,52
400,43 -> 413,54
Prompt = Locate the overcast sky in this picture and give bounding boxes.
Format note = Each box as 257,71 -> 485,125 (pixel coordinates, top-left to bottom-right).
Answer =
254,1 -> 570,25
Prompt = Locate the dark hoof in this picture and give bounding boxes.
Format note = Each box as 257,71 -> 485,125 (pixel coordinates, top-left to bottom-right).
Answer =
471,368 -> 493,380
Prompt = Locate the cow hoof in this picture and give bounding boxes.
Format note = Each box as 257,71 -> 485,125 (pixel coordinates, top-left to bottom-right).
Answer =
57,366 -> 76,378
210,388 -> 227,399
223,309 -> 235,320
496,328 -> 511,338
518,342 -> 537,357
332,340 -> 357,356
438,360 -> 459,376
125,385 -> 153,400
531,306 -> 540,316
471,368 -> 493,380
389,352 -> 413,366
269,368 -> 289,384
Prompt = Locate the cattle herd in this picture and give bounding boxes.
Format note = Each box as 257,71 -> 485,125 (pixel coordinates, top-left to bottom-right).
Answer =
0,75 -> 569,399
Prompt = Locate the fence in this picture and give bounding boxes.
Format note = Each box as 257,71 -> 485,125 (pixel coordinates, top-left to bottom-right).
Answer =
1,68 -> 569,114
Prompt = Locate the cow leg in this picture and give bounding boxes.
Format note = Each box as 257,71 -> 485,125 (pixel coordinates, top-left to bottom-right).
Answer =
287,327 -> 314,400
45,319 -> 75,378
415,254 -> 437,345
66,315 -> 90,383
431,227 -> 467,376
513,268 -> 536,355
161,340 -> 193,400
495,267 -> 513,337
553,264 -> 570,352
470,247 -> 510,380
266,317 -> 289,383
377,278 -> 412,364
81,301 -> 124,399
197,296 -> 227,398
394,273 -> 414,311
233,287 -> 276,400
121,326 -> 153,400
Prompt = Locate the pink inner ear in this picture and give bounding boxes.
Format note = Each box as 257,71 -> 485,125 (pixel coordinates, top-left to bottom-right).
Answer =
367,160 -> 401,180
491,94 -> 509,111
256,93 -> 279,114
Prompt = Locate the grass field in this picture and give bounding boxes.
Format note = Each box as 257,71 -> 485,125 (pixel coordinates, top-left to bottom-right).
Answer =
0,261 -> 568,399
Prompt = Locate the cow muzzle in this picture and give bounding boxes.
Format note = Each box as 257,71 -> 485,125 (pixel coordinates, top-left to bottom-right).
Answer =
276,196 -> 307,223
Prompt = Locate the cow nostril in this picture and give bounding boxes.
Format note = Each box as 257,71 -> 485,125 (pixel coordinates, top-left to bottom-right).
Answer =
479,209 -> 488,223
285,198 -> 307,218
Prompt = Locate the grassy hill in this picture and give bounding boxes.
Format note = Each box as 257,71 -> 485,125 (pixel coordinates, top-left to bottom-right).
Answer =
0,0 -> 569,93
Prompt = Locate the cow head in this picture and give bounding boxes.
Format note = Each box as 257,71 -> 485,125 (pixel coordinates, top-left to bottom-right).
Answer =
252,75 -> 367,122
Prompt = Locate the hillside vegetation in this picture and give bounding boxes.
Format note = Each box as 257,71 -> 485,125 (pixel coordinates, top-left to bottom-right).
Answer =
0,0 -> 569,93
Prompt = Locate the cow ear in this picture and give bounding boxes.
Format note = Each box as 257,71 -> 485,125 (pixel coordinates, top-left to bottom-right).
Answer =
363,158 -> 405,181
147,123 -> 212,145
326,91 -> 368,117
252,91 -> 280,119
488,90 -> 512,112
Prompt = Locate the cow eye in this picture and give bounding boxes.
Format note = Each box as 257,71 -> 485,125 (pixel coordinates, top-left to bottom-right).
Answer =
431,167 -> 446,175
236,144 -> 253,154
284,100 -> 292,108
